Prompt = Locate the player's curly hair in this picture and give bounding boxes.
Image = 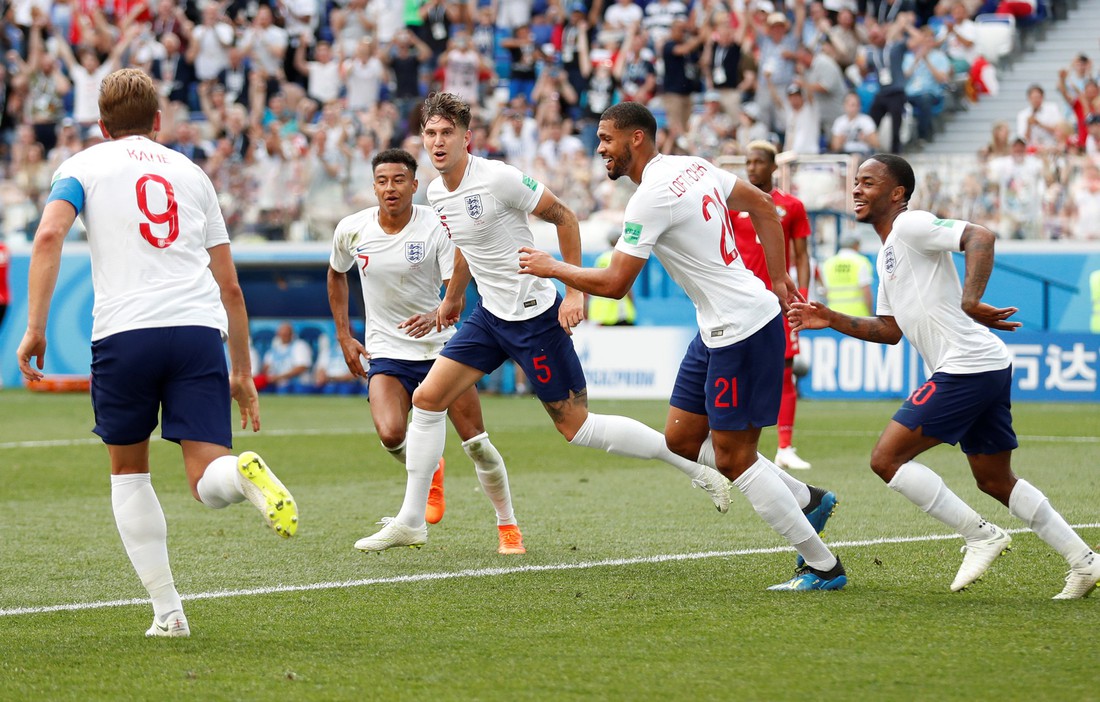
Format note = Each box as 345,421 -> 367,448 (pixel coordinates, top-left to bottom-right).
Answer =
372,148 -> 418,177
98,68 -> 159,138
600,102 -> 657,143
420,92 -> 472,133
868,153 -> 916,202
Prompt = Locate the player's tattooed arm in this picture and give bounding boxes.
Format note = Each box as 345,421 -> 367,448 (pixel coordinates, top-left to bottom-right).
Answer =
542,389 -> 589,425
958,223 -> 1021,331
536,199 -> 573,227
788,301 -> 902,344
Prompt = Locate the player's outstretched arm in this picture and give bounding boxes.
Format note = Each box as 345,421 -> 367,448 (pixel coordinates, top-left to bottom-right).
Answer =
17,200 -> 75,382
788,300 -> 904,344
209,243 -> 261,432
437,249 -> 470,331
519,246 -> 646,300
531,189 -> 585,331
727,179 -> 797,311
327,265 -> 369,377
959,223 -> 1022,332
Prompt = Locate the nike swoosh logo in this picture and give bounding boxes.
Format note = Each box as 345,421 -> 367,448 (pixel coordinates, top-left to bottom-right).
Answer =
154,621 -> 169,632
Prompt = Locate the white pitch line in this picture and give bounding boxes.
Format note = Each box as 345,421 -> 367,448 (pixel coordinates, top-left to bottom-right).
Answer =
5,523 -> 1099,618
2,428 -> 1098,450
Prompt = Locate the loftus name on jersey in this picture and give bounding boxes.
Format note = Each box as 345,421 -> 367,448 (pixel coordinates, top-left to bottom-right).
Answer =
667,161 -> 710,199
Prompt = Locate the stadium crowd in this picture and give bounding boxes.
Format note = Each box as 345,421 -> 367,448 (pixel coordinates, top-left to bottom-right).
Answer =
0,0 -> 1096,242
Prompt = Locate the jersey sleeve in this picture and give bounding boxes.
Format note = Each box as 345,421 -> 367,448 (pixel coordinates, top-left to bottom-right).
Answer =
617,185 -> 671,261
329,221 -> 356,273
201,171 -> 231,248
433,219 -> 455,280
875,278 -> 891,316
46,157 -> 87,214
488,160 -> 545,213
894,210 -> 966,255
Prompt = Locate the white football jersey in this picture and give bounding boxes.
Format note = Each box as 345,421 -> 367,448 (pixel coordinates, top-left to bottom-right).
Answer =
876,210 -> 1010,374
617,154 -> 779,348
51,136 -> 230,341
330,204 -> 456,361
426,155 -> 556,321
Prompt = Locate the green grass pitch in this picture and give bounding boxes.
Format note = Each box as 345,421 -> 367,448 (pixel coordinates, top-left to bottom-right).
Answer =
2,390 -> 1098,701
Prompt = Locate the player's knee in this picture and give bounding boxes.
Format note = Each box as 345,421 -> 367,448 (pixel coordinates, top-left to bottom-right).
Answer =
868,447 -> 901,482
377,426 -> 407,450
975,474 -> 1015,502
411,385 -> 447,412
665,433 -> 702,462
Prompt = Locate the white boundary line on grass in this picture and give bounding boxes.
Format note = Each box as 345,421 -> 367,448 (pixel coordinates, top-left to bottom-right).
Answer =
2,428 -> 1098,449
4,523 -> 1099,618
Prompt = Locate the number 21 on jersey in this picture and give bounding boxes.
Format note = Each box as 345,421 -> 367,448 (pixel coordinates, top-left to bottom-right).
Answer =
701,187 -> 738,266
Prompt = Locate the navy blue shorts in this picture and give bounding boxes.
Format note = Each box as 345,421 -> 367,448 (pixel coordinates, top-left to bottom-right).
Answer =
669,314 -> 785,431
367,358 -> 435,398
440,297 -> 586,403
90,326 -> 232,447
892,366 -> 1018,455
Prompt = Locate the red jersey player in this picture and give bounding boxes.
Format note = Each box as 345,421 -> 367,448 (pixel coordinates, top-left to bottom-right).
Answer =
732,140 -> 813,470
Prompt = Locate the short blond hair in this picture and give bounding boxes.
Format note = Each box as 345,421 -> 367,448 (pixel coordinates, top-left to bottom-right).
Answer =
99,68 -> 159,138
746,140 -> 778,160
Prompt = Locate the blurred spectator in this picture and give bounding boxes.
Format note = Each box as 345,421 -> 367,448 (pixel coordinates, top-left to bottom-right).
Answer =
827,8 -> 868,70
294,38 -> 340,105
439,32 -> 491,105
1057,65 -> 1099,151
795,40 -> 846,138
240,5 -> 288,98
902,26 -> 950,144
614,24 -> 657,105
1066,163 -> 1100,240
1086,113 -> 1100,156
701,11 -> 750,119
497,0 -> 534,31
602,0 -> 644,45
167,120 -> 210,168
55,23 -> 138,127
940,1 -> 978,72
831,91 -> 879,156
10,20 -> 71,153
312,333 -> 362,393
988,135 -> 1045,239
978,120 -> 1012,160
687,90 -> 736,159
262,322 -> 314,392
531,62 -> 580,124
537,120 -> 585,164
860,18 -> 909,153
418,0 -> 458,59
385,29 -> 431,128
820,233 -> 873,317
645,0 -> 690,50
773,84 -> 820,154
736,101 -> 772,152
491,103 -> 539,171
660,19 -> 705,138
588,230 -> 637,326
501,24 -> 542,101
187,4 -> 236,86
756,11 -> 799,136
1016,84 -> 1062,151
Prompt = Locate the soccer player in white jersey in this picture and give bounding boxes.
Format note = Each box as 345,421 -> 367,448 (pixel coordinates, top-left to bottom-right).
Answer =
16,69 -> 299,638
355,92 -> 732,552
328,148 -> 525,555
789,154 -> 1100,598
519,101 -> 847,591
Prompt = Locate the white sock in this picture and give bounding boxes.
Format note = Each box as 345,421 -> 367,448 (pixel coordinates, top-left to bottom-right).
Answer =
697,438 -> 811,509
570,413 -> 705,480
394,407 -> 447,528
463,432 -> 516,526
196,455 -> 245,509
384,439 -> 407,465
111,473 -> 183,620
888,461 -> 986,540
1009,478 -> 1093,567
732,457 -> 836,571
